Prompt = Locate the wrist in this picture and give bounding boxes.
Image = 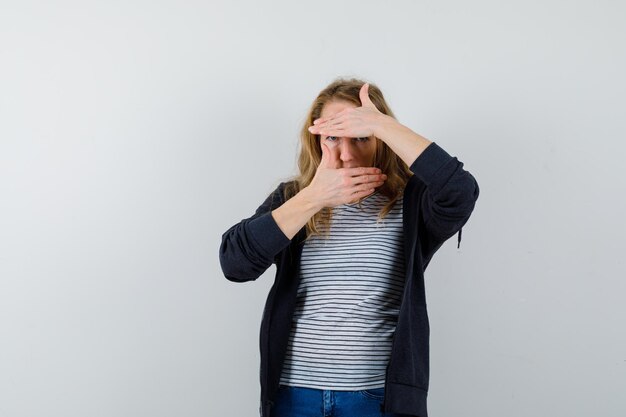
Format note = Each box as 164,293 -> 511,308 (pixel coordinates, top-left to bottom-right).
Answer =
299,186 -> 323,213
373,113 -> 400,140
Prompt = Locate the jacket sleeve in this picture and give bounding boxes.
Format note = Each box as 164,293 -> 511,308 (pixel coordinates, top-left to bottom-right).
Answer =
409,142 -> 480,248
219,182 -> 292,282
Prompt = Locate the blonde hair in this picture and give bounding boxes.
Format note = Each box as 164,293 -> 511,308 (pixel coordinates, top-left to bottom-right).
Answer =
283,77 -> 413,240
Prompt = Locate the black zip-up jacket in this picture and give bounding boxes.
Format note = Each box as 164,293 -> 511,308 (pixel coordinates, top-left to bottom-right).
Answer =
219,142 -> 479,417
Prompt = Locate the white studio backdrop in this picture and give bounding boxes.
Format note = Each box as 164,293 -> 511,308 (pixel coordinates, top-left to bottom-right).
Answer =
1,1 -> 625,416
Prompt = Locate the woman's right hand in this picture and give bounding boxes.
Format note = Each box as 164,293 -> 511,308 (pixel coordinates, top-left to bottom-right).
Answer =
306,142 -> 387,208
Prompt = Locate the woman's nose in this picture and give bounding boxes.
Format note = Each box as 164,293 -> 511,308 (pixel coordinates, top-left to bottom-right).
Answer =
339,139 -> 355,161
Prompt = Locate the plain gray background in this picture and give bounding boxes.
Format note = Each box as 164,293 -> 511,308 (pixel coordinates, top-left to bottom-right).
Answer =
1,1 -> 625,416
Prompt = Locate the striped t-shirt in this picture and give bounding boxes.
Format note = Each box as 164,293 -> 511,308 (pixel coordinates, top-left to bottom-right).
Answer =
278,190 -> 406,390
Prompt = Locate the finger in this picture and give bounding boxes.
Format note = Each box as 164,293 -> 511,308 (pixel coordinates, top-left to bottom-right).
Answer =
320,141 -> 341,169
319,129 -> 348,138
349,184 -> 377,202
359,83 -> 376,109
344,166 -> 382,177
317,117 -> 337,129
318,125 -> 350,138
350,173 -> 386,186
318,110 -> 346,127
319,141 -> 330,167
326,119 -> 346,129
310,117 -> 342,134
325,140 -> 341,169
319,109 -> 350,127
357,185 -> 376,195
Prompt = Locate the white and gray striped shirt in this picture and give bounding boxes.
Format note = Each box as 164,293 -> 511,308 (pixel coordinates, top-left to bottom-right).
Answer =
279,190 -> 406,391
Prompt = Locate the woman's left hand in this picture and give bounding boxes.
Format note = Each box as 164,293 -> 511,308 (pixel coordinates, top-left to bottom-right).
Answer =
308,83 -> 388,139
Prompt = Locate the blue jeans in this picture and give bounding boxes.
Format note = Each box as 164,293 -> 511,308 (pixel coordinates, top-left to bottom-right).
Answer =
272,384 -> 410,417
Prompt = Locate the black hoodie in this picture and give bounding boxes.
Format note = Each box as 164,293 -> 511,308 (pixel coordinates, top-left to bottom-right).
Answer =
219,142 -> 480,417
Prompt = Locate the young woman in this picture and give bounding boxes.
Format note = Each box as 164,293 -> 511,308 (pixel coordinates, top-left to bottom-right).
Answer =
220,78 -> 480,417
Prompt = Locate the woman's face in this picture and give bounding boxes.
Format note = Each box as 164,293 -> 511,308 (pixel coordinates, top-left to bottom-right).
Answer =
318,99 -> 377,169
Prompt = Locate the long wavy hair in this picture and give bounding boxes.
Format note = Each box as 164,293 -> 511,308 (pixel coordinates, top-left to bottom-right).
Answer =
282,77 -> 413,240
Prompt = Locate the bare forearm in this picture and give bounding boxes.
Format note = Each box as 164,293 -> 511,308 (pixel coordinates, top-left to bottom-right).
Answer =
271,187 -> 320,240
375,115 -> 434,167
